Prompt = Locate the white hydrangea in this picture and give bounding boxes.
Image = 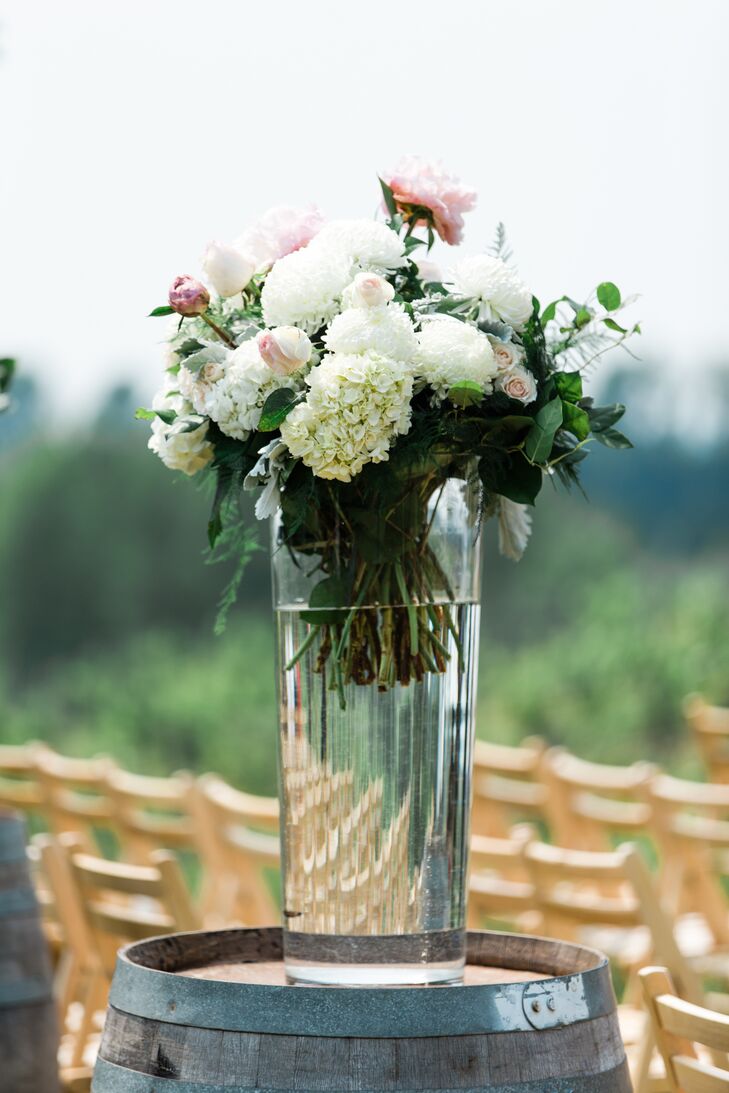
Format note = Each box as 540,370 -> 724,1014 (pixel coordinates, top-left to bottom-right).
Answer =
261,246 -> 352,333
309,219 -> 406,272
147,378 -> 213,476
415,318 -> 498,400
185,339 -> 298,441
280,351 -> 413,482
323,303 -> 418,361
453,255 -> 533,330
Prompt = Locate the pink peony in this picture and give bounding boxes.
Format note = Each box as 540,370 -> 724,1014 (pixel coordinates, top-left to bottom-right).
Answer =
382,155 -> 477,245
236,205 -> 325,271
168,274 -> 210,316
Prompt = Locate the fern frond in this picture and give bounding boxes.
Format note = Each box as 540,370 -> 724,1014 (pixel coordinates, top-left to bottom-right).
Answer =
489,221 -> 513,264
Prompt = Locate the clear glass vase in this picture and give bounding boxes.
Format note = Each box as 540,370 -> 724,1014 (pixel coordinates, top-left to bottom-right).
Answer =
272,469 -> 481,986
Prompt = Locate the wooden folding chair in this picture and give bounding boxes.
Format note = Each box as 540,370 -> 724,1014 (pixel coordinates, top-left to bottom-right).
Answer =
685,694 -> 729,784
648,772 -> 729,988
33,745 -> 117,851
471,737 -> 548,837
33,832 -> 104,1084
540,746 -> 656,851
641,966 -> 729,1091
192,773 -> 280,927
525,840 -> 706,1093
105,766 -> 196,861
0,742 -> 45,817
467,823 -> 539,933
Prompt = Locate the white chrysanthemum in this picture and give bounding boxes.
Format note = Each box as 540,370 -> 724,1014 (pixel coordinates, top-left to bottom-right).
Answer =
415,318 -> 498,400
453,255 -> 533,330
280,351 -> 413,482
190,340 -> 298,440
323,303 -> 418,361
261,246 -> 352,333
148,378 -> 213,476
309,219 -> 406,272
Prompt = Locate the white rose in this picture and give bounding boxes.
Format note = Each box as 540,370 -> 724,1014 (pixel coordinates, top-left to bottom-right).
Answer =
496,365 -> 537,405
148,416 -> 213,476
344,271 -> 395,308
414,257 -> 442,284
257,326 -> 312,376
202,241 -> 255,298
488,336 -> 525,372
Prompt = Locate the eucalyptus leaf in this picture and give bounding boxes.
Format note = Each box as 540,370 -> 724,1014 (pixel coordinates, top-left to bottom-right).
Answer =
593,426 -> 633,449
484,453 -> 543,506
561,401 -> 591,441
554,371 -> 583,403
258,388 -> 301,431
182,344 -> 228,374
524,396 -> 563,463
588,403 -> 626,432
597,281 -> 621,311
300,575 -> 349,625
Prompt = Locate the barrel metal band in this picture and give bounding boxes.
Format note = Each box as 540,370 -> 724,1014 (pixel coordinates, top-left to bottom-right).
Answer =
92,1055 -> 632,1093
108,958 -> 615,1038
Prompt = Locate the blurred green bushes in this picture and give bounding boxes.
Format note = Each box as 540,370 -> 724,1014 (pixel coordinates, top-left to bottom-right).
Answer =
1,389 -> 728,788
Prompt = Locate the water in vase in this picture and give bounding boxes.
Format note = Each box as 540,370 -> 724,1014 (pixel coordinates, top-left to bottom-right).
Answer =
276,601 -> 479,986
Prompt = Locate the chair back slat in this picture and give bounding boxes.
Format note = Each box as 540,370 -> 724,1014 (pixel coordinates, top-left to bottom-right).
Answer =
541,747 -> 656,850
471,737 -> 547,837
641,966 -> 729,1092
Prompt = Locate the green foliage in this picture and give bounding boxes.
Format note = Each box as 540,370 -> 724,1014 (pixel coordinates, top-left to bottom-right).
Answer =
149,305 -> 175,317
597,282 -> 621,311
258,388 -> 301,431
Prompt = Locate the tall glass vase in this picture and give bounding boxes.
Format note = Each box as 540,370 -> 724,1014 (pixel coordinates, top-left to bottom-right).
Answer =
272,469 -> 481,986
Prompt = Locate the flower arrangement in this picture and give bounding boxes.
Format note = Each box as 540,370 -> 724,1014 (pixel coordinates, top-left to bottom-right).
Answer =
142,156 -> 638,698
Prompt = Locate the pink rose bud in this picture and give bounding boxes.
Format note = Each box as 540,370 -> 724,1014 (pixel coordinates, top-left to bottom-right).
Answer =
348,271 -> 395,308
257,326 -> 312,376
168,275 -> 210,316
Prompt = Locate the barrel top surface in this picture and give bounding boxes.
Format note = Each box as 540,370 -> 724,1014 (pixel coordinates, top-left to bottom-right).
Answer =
109,927 -> 617,1039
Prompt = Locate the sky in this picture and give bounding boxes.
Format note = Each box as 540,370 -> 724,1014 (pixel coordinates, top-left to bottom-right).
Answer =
1,0 -> 728,428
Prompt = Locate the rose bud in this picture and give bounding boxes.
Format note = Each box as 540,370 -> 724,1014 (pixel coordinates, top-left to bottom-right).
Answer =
257,326 -> 312,376
202,241 -> 255,298
347,271 -> 395,308
168,275 -> 210,316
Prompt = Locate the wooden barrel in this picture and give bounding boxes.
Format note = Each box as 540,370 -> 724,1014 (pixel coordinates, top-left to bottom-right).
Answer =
94,927 -> 631,1092
0,810 -> 59,1092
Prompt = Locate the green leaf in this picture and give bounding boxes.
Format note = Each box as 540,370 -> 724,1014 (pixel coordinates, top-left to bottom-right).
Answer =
540,298 -> 564,324
0,358 -> 15,394
448,380 -> 484,408
485,453 -> 543,506
574,307 -> 592,330
300,575 -> 349,625
561,401 -> 591,441
593,426 -> 633,449
588,403 -> 625,432
524,395 -> 563,463
258,388 -> 300,432
597,281 -> 621,311
378,176 -> 398,220
149,305 -> 175,317
135,406 -> 176,425
602,317 -> 628,334
554,371 -> 583,403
